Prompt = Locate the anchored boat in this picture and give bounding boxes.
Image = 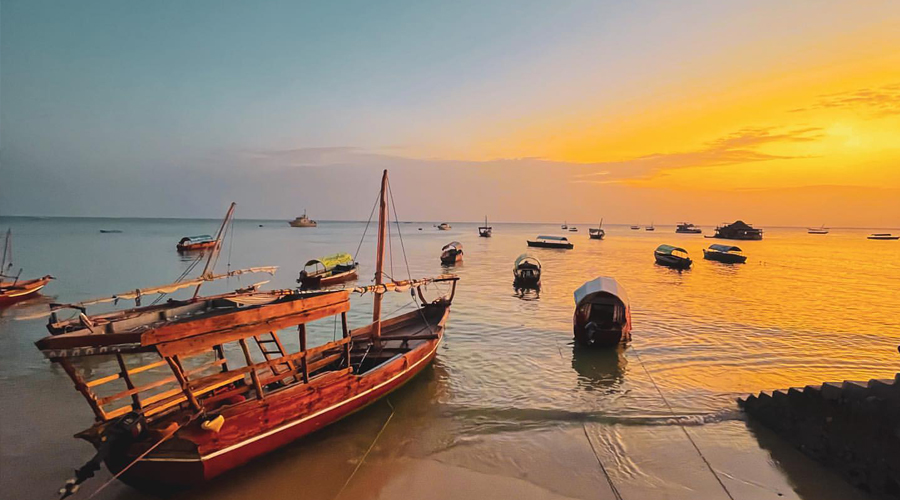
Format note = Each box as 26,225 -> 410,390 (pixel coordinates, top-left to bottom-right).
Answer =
808,225 -> 829,235
440,241 -> 464,265
645,222 -> 655,231
675,222 -> 702,234
654,244 -> 692,269
289,211 -> 317,227
527,235 -> 573,249
868,233 -> 899,240
297,253 -> 358,289
703,244 -> 747,264
0,229 -> 54,306
176,235 -> 217,252
513,254 -> 541,289
573,277 -> 632,348
707,220 -> 763,240
589,219 -> 605,240
38,170 -> 459,493
478,216 -> 492,237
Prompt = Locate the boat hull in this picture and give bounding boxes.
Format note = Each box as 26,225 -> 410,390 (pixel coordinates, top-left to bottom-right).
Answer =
868,235 -> 899,240
0,276 -> 53,306
440,251 -> 463,265
703,250 -> 747,264
654,254 -> 692,269
105,307 -> 448,489
176,241 -> 217,252
675,229 -> 702,234
527,241 -> 573,249
299,269 -> 358,289
478,228 -> 492,237
289,221 -> 317,227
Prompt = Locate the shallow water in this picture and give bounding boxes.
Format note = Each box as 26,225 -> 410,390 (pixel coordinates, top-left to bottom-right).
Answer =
1,217 -> 897,499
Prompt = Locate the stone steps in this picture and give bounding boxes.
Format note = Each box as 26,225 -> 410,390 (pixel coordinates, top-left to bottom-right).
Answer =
738,373 -> 900,497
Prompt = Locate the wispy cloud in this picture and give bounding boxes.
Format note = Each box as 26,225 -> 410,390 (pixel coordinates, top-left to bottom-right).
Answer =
790,83 -> 900,116
572,126 -> 821,183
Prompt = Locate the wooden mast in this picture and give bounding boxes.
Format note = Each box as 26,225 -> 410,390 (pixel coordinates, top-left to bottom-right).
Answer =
372,169 -> 388,344
193,202 -> 236,299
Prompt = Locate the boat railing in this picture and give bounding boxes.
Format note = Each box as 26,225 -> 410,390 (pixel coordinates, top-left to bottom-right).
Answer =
38,292 -> 357,424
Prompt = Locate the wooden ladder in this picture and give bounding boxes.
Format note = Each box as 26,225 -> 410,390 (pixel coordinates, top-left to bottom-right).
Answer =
253,332 -> 297,382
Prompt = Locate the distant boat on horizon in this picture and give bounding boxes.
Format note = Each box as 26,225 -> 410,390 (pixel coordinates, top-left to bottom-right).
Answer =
645,222 -> 655,231
808,224 -> 829,234
289,210 -> 317,227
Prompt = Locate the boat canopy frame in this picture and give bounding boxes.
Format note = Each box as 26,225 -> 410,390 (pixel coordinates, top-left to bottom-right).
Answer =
707,244 -> 742,253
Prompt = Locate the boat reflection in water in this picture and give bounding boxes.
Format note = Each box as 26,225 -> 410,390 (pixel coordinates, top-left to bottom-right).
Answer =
571,344 -> 628,391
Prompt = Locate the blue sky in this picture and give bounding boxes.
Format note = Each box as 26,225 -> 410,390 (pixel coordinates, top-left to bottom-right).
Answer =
2,1 -> 899,225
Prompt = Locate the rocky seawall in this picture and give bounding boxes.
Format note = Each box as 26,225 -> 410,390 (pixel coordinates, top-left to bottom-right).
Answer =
739,374 -> 900,498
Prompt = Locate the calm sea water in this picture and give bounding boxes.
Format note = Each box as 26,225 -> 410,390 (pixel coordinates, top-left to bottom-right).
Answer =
1,217 -> 898,500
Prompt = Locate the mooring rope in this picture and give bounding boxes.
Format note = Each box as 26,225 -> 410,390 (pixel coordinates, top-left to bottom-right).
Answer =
631,347 -> 736,500
334,399 -> 395,499
582,422 -> 625,500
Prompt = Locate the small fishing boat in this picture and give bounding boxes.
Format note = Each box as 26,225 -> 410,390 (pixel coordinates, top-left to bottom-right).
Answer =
513,254 -> 541,288
437,223 -> 451,230
675,222 -> 702,234
808,225 -> 829,235
707,220 -> 763,240
589,219 -> 605,240
562,222 -> 568,229
297,253 -> 358,289
573,277 -> 632,348
645,222 -> 655,231
630,225 -> 640,230
703,244 -> 747,264
569,227 -> 578,232
99,229 -> 123,234
654,244 -> 692,269
38,170 -> 459,493
440,241 -> 464,265
478,216 -> 492,237
527,235 -> 574,249
176,235 -> 217,252
0,229 -> 54,306
289,211 -> 317,227
868,233 -> 900,240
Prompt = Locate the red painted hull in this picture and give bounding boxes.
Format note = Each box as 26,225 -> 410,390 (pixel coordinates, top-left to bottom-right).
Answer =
177,241 -> 217,251
107,310 -> 446,489
0,276 -> 52,306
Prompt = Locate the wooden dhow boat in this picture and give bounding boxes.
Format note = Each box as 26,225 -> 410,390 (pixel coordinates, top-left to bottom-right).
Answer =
297,252 -> 358,289
440,241 -> 464,265
0,228 -> 54,306
588,219 -> 605,240
807,225 -> 829,235
39,170 -> 459,494
478,216 -> 492,237
573,277 -> 632,348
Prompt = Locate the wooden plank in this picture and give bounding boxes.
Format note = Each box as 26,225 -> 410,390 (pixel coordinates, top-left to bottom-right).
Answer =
144,291 -> 349,345
307,352 -> 344,374
167,356 -> 203,412
97,358 -> 226,406
58,358 -> 106,421
116,353 -> 142,411
298,324 -> 308,383
240,338 -> 265,400
155,300 -> 350,357
86,359 -> 168,388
